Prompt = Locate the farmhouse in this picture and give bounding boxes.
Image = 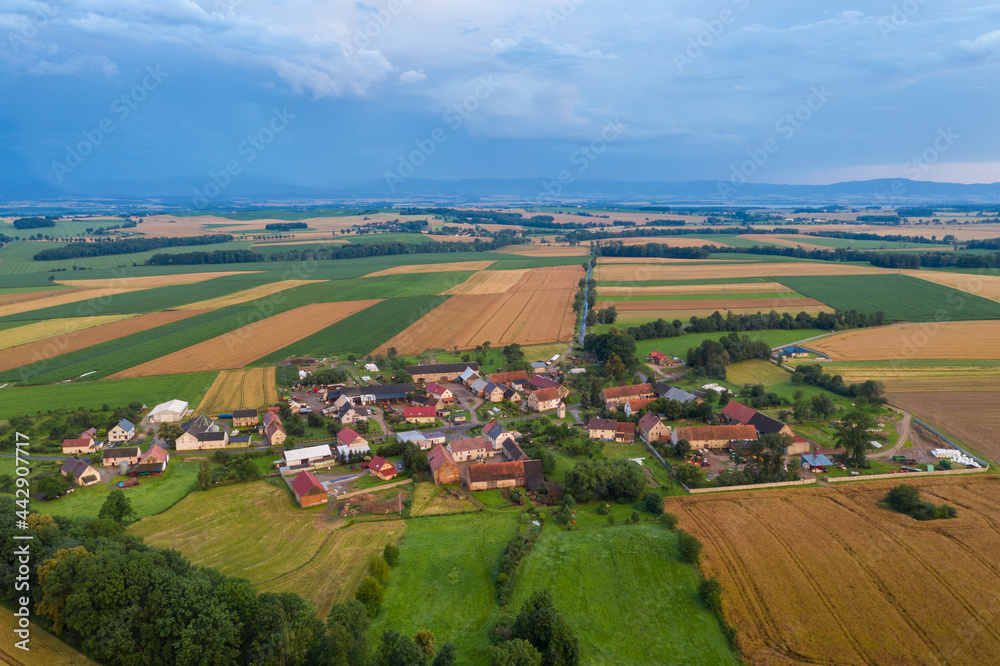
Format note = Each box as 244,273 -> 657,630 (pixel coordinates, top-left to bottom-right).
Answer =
463,460 -> 544,492
648,351 -> 682,367
529,376 -> 569,398
102,447 -> 140,468
501,440 -> 529,462
624,398 -> 654,416
232,409 -> 259,427
176,414 -> 230,451
62,427 -> 98,455
338,403 -> 369,424
428,445 -> 460,485
265,421 -> 287,447
60,458 -> 101,487
502,386 -> 522,403
672,425 -> 758,450
482,421 -> 516,449
404,406 -> 438,424
282,444 -> 334,469
407,363 -> 479,384
425,383 -> 454,403
337,427 -> 368,450
368,456 -> 398,481
587,418 -> 617,441
653,383 -> 701,403
476,382 -> 502,403
147,399 -> 188,423
107,419 -> 136,443
448,437 -> 490,462
129,444 -> 170,478
290,470 -> 328,508
600,383 -> 655,408
528,388 -> 562,412
638,412 -> 672,444
397,430 -> 446,450
615,422 -> 636,443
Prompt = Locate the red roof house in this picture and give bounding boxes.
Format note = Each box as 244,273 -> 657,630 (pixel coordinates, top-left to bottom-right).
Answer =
291,471 -> 328,508
368,456 -> 398,480
403,406 -> 438,423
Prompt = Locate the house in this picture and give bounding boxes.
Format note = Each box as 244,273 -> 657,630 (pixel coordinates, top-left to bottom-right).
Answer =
290,470 -> 328,508
232,409 -> 259,427
653,383 -> 701,403
176,414 -> 230,451
672,425 -> 758,450
412,393 -> 445,411
624,398 -> 654,416
801,453 -> 833,472
501,440 -> 529,462
447,437 -> 490,462
482,421 -> 516,449
397,430 -> 446,451
501,386 -> 522,403
62,427 -> 98,455
129,444 -> 170,478
428,445 -> 460,485
265,421 -> 287,447
425,383 -> 455,403
648,351 -> 682,367
638,413 -> 672,444
530,362 -> 547,374
107,419 -> 136,443
407,363 -> 479,384
721,401 -> 757,425
587,418 -> 617,441
404,406 -> 438,424
463,460 -> 544,491
102,447 -> 140,468
337,427 -> 368,450
338,403 -> 369,425
489,370 -> 530,387
615,422 -> 636,443
483,383 -> 506,403
368,456 -> 398,481
469,378 -> 489,396
282,444 -> 334,469
458,367 -> 480,385
527,388 -> 562,412
787,435 -> 812,455
263,411 -> 283,429
529,376 -> 569,398
147,399 -> 188,423
60,458 -> 100,486
599,383 -> 655,408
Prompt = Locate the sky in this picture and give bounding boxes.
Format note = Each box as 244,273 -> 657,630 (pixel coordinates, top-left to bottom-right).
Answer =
1,0 -> 999,194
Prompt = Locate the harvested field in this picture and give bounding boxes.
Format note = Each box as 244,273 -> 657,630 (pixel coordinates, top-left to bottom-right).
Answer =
809,321 -> 1000,361
603,236 -> 730,248
442,269 -> 529,295
493,244 -> 590,256
0,310 -> 208,374
597,297 -> 823,311
0,606 -> 95,666
601,282 -> 795,297
196,367 -> 279,415
595,262 -> 888,282
176,279 -> 325,310
0,315 -> 134,350
738,234 -> 832,251
250,239 -> 348,247
888,380 -> 1000,461
361,260 -> 496,277
110,300 -> 380,377
616,305 -> 832,323
820,364 -> 1000,384
0,287 -> 77,307
54,272 -> 259,289
597,257 -> 749,265
669,477 -> 1000,665
903,269 -> 1000,304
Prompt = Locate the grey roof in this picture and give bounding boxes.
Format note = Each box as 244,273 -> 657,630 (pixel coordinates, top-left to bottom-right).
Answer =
523,460 -> 545,491
655,384 -> 699,403
407,363 -> 479,375
200,431 -> 227,442
470,378 -> 488,392
397,430 -> 428,444
61,458 -> 93,477
338,383 -> 412,400
232,409 -> 257,418
116,419 -> 135,431
230,435 -> 251,443
748,412 -> 787,435
502,440 -> 528,461
103,447 -> 139,459
486,423 -> 506,439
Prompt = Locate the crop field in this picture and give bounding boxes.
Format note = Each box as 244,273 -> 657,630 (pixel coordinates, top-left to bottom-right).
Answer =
597,296 -> 824,311
130,482 -> 405,618
362,260 -> 497,277
370,511 -> 518,661
817,362 -> 1000,383
492,244 -> 591,256
111,300 -> 380,377
0,240 -> 254,274
0,371 -> 217,419
724,359 -> 796,386
0,310 -> 207,374
902,269 -> 1000,303
0,286 -> 76,306
737,234 -> 833,251
512,525 -> 737,665
442,269 -> 530,295
669,478 -> 1000,665
196,367 -> 279,414
0,314 -> 133,350
601,281 -> 795,297
0,606 -> 95,666
595,262 -> 887,282
175,279 -> 325,309
777,274 -> 1000,321
808,321 -> 1000,361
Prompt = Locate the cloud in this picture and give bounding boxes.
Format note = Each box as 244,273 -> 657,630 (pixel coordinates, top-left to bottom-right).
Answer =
398,69 -> 426,84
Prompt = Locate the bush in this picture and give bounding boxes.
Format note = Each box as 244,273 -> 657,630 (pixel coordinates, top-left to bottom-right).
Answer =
659,512 -> 679,530
370,555 -> 391,584
640,491 -> 664,514
698,577 -> 723,614
355,576 -> 384,616
383,543 -> 400,566
677,529 -> 702,564
885,483 -> 958,521
630,509 -> 641,524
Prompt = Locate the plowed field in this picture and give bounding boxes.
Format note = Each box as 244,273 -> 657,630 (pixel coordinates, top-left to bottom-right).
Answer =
669,477 -> 1000,665
176,279 -> 325,310
196,367 -> 279,414
887,380 -> 1000,461
595,263 -> 888,282
362,261 -> 496,277
111,300 -> 380,377
809,321 -> 1000,361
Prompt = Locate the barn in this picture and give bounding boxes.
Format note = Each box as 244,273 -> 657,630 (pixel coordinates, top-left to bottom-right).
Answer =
147,399 -> 189,424
463,460 -> 544,491
290,470 -> 328,508
428,445 -> 460,485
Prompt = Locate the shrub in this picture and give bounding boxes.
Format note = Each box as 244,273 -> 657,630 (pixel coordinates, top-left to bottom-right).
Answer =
640,491 -> 664,514
383,543 -> 400,566
630,509 -> 641,524
677,529 -> 702,564
659,512 -> 679,530
698,577 -> 723,614
355,577 -> 384,616
370,555 -> 391,584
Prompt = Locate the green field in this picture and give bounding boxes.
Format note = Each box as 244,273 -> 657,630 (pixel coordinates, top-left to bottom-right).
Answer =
0,371 -> 217,419
511,525 -> 737,665
606,291 -> 802,302
705,252 -> 816,262
598,277 -> 771,288
0,240 -> 253,274
792,236 -> 952,250
370,511 -> 519,662
776,274 -> 1000,321
346,232 -> 432,244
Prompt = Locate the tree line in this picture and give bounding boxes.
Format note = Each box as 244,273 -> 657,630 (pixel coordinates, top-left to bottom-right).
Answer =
265,222 -> 308,231
33,234 -> 235,260
625,309 -> 887,341
790,363 -> 886,404
13,216 -> 57,229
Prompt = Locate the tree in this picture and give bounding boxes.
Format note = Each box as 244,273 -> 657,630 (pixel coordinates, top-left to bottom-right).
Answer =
792,400 -> 811,423
677,529 -> 702,564
355,577 -> 384,616
383,543 -> 400,566
673,438 -> 691,457
630,509 -> 641,524
605,353 -> 626,381
491,639 -> 542,666
432,643 -> 457,666
370,555 -> 391,584
660,512 -> 679,530
157,422 -> 183,446
674,463 -> 705,489
36,474 -> 69,500
811,393 -> 836,418
198,459 -> 212,490
835,409 -> 877,467
886,484 -> 921,513
640,491 -> 664,514
413,630 -> 436,657
98,488 -> 137,524
699,577 -> 723,614
376,630 -> 427,666
513,590 -> 579,666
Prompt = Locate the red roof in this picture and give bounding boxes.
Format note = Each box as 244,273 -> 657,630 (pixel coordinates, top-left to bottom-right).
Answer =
62,438 -> 95,450
140,444 -> 169,464
676,425 -> 758,442
601,384 -> 653,400
490,370 -> 530,384
649,351 -> 666,360
627,398 -> 654,411
338,427 -> 363,446
404,406 -> 437,419
369,455 -> 391,471
428,444 -> 457,472
722,401 -> 757,425
425,383 -> 449,396
531,388 -> 561,403
529,376 -> 561,391
291,470 -> 326,497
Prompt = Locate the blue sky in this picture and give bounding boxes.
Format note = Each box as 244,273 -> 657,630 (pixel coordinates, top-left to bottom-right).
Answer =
1,0 -> 999,192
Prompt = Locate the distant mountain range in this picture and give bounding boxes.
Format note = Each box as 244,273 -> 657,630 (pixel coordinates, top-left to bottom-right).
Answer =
2,176 -> 1000,212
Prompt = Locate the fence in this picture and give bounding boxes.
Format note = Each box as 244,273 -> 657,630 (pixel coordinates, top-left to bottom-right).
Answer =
909,417 -> 991,468
826,465 -> 990,484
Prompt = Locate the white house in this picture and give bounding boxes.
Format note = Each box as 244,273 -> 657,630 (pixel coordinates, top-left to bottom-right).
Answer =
107,419 -> 136,443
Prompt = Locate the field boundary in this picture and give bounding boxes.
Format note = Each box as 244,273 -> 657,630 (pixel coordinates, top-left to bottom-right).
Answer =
686,478 -> 818,494
826,465 -> 989,483
336,478 -> 414,500
909,416 -> 992,467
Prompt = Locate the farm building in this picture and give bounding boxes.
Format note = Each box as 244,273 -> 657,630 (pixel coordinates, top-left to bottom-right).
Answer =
404,406 -> 438,424
60,458 -> 101,487
337,383 -> 413,405
458,367 -> 481,385
587,418 -> 618,441
425,383 -> 454,402
135,444 -> 170,473
624,398 -> 654,416
600,383 -> 655,408
801,453 -> 834,471
648,351 -> 683,367
336,441 -> 370,459
528,388 -> 562,412
147,399 -> 188,423
530,362 -> 547,374
107,419 -> 136,443
176,415 -> 230,451
463,460 -> 544,492
282,444 -> 334,469
397,430 -> 446,450
638,413 -> 671,444
528,376 -> 569,398
501,440 -> 529,462
615,422 -> 636,443
490,370 -> 531,387
482,382 -> 506,403
265,421 -> 287,447
102,447 -> 140,468
407,363 -> 479,384
290,470 -> 328,508
672,425 -> 758,450
448,437 -> 490,463
62,427 -> 98,455
337,427 -> 368,450
232,409 -> 259,427
722,401 -> 795,437
368,456 -> 398,481
428,445 -> 460,485
411,394 -> 444,411
469,378 -> 489,395
653,383 -> 701,403
482,421 -> 516,449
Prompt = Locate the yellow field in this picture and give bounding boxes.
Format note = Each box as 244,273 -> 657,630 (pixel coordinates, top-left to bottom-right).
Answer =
0,607 -> 95,665
595,262 -> 889,282
598,297 -> 823,311
903,269 -> 1000,304
442,269 -> 530,295
819,364 -> 1000,384
492,245 -> 590,256
601,282 -> 795,297
176,279 -> 325,310
54,272 -> 260,289
362,260 -> 496,277
195,367 -> 279,415
809,321 -> 1000,361
0,315 -> 134,350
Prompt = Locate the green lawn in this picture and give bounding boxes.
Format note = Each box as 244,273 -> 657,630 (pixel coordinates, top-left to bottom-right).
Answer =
512,525 -> 738,665
598,277 -> 771,288
370,512 -> 519,662
39,461 -> 201,521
